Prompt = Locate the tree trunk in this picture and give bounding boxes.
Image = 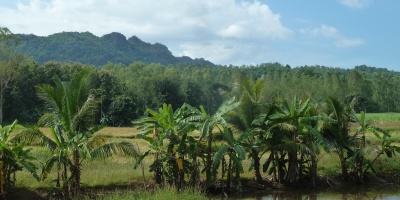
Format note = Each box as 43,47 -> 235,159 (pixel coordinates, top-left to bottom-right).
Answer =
339,153 -> 348,180
235,165 -> 241,191
272,154 -> 277,183
0,92 -> 3,125
221,157 -> 226,190
299,152 -> 304,179
189,157 -> 199,188
177,156 -> 185,191
154,152 -> 163,185
253,153 -> 263,184
0,159 -> 5,197
55,163 -> 62,199
62,162 -> 69,199
71,150 -> 81,197
287,131 -> 298,184
357,135 -> 366,184
310,154 -> 317,188
227,157 -> 232,192
153,127 -> 163,185
206,128 -> 213,186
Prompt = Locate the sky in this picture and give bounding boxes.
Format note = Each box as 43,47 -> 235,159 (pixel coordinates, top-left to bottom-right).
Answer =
1,0 -> 399,70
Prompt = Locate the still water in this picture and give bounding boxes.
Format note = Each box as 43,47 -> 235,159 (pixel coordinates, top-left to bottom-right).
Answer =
224,185 -> 400,200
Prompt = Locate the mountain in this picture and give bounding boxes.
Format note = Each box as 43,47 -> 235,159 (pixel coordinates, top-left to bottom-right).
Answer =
15,31 -> 214,66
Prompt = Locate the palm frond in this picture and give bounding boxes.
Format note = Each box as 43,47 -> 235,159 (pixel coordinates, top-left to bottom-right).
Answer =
212,146 -> 229,172
233,145 -> 246,160
91,141 -> 139,159
229,152 -> 244,173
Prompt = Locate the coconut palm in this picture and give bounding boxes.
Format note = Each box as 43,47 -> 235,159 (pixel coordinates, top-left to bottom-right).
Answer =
270,96 -> 310,184
226,76 -> 268,184
269,96 -> 331,184
19,68 -> 138,198
321,96 -> 357,180
196,97 -> 239,187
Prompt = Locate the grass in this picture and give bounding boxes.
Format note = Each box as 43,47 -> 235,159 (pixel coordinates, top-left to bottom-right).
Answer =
81,187 -> 209,200
12,112 -> 400,198
355,112 -> 400,123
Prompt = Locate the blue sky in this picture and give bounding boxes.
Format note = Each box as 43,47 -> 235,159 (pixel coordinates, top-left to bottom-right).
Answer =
0,0 -> 399,71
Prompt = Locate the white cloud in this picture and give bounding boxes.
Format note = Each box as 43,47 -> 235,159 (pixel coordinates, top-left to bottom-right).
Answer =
300,24 -> 364,47
0,0 -> 293,65
339,0 -> 372,9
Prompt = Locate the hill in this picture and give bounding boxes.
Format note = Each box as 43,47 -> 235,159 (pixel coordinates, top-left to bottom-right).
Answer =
15,31 -> 214,66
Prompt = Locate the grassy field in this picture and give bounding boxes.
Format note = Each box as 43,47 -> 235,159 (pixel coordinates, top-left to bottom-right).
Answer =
355,112 -> 400,123
13,113 -> 400,199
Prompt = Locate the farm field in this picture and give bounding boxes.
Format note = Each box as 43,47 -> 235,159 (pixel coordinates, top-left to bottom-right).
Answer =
11,112 -> 400,199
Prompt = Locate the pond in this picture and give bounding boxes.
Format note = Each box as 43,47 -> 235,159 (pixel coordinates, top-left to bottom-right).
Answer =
225,184 -> 400,200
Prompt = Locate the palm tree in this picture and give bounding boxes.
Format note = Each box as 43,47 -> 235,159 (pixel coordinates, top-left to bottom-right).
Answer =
20,68 -> 138,198
196,97 -> 239,187
269,96 -> 310,184
269,96 -> 330,185
226,76 -> 267,184
321,96 -> 357,180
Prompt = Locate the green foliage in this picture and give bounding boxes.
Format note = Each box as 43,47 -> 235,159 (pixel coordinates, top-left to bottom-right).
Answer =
102,95 -> 136,127
82,187 -> 208,200
0,120 -> 38,197
16,32 -> 214,66
20,68 -> 138,198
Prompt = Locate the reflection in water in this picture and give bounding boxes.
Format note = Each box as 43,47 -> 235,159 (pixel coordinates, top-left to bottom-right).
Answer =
224,185 -> 400,200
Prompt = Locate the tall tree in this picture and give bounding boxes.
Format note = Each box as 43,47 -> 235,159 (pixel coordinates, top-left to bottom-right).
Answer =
270,96 -> 319,184
21,68 -> 138,198
321,96 -> 357,180
0,27 -> 23,124
194,97 -> 239,187
227,75 -> 267,183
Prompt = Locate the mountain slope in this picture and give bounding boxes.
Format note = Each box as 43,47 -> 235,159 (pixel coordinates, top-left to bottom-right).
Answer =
16,31 -> 213,66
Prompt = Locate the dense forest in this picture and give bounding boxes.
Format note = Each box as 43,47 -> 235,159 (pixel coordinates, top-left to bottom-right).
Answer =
15,32 -> 213,66
2,60 -> 400,126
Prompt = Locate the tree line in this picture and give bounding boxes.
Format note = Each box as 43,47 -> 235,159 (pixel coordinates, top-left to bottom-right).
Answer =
2,60 -> 400,126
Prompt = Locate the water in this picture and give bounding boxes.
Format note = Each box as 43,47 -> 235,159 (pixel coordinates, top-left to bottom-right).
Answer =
224,184 -> 400,200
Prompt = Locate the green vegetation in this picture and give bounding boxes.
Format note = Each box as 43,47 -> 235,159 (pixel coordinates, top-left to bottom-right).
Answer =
81,187 -> 209,200
15,32 -> 213,66
355,113 -> 400,123
1,27 -> 400,199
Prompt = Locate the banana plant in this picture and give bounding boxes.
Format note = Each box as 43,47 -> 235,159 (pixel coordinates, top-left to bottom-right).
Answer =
212,127 -> 246,192
196,97 -> 239,187
134,103 -> 198,189
351,111 -> 398,183
0,120 -> 38,198
367,129 -> 400,171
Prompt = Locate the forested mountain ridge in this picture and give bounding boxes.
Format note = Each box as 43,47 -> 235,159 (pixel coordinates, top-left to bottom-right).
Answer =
15,31 -> 214,66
